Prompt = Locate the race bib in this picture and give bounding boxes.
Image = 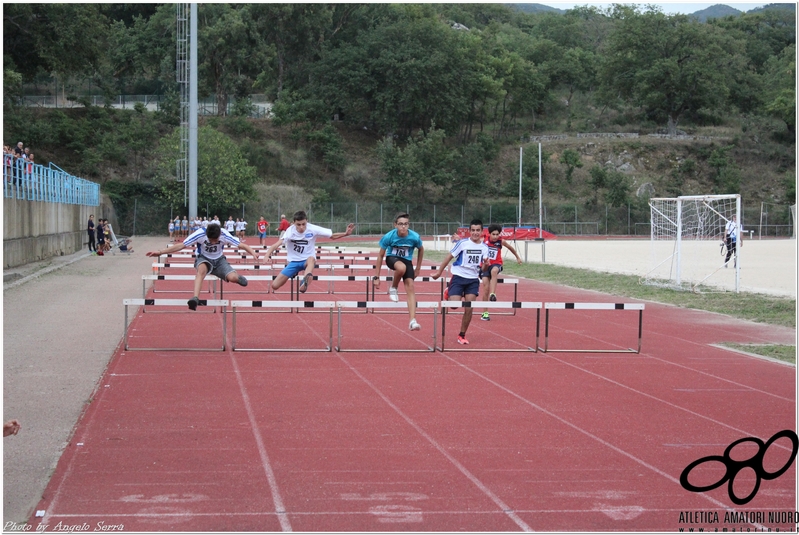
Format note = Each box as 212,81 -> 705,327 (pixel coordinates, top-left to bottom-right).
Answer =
393,246 -> 409,258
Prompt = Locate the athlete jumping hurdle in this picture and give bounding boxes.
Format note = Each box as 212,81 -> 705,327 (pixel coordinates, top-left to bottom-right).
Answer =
146,222 -> 260,310
373,212 -> 424,331
264,210 -> 355,293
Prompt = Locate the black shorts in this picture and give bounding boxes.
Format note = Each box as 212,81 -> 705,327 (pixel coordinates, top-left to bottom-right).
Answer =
386,256 -> 415,280
480,264 -> 503,279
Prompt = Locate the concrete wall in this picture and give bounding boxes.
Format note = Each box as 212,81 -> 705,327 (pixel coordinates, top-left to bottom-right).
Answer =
3,194 -> 118,268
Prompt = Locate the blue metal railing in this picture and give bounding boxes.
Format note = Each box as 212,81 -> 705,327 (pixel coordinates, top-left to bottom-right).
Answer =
3,155 -> 99,206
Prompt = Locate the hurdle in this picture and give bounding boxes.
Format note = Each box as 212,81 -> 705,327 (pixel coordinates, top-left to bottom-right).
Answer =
438,301 -> 542,352
539,302 -> 644,353
142,274 -> 219,297
230,300 -> 335,352
123,298 -> 228,351
334,301 -> 439,352
367,276 -> 445,312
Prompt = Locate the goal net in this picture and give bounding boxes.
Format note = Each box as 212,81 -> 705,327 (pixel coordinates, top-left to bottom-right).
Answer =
644,194 -> 741,292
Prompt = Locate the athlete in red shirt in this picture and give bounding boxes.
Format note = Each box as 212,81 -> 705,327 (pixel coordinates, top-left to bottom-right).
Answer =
480,224 -> 522,321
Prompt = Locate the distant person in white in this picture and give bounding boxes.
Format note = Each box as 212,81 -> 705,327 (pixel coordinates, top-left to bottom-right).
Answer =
264,210 -> 355,293
724,214 -> 741,267
146,222 -> 260,310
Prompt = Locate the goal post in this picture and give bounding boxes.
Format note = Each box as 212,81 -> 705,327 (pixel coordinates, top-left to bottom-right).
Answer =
645,194 -> 741,292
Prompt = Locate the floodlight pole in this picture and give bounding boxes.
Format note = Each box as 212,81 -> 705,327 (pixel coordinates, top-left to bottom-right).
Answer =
538,142 -> 542,233
518,147 -> 523,226
188,3 -> 198,221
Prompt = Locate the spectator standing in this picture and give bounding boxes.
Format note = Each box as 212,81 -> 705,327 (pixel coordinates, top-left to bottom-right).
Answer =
278,214 -> 290,239
241,218 -> 248,240
724,215 -> 741,267
87,215 -> 96,253
181,216 -> 188,238
168,219 -> 175,241
257,217 -> 269,247
96,218 -> 105,256
225,216 -> 235,234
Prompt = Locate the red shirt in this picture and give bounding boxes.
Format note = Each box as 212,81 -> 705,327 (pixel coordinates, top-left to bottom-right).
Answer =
484,237 -> 504,265
278,218 -> 290,232
257,220 -> 268,233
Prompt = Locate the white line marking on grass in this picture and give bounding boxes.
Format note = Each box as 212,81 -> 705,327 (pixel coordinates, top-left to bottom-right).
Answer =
442,355 -> 767,530
337,355 -> 534,532
229,351 -> 292,532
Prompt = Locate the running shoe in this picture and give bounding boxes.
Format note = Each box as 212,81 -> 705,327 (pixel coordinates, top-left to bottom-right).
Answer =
457,335 -> 469,345
388,287 -> 399,302
237,275 -> 248,287
188,296 -> 200,311
489,293 -> 497,302
409,319 -> 421,331
481,312 -> 490,321
299,273 -> 312,293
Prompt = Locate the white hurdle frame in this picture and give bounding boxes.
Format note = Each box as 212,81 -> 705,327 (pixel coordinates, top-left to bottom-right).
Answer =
123,298 -> 228,351
334,301 -> 440,352
539,302 -> 645,353
438,301 -> 542,352
142,274 -> 219,297
230,300 -> 335,352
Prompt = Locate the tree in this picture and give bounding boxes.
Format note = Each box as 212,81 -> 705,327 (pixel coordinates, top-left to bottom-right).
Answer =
3,4 -> 110,80
599,7 -> 735,136
559,149 -> 583,182
155,126 -> 258,214
311,8 -> 476,137
762,44 -> 796,134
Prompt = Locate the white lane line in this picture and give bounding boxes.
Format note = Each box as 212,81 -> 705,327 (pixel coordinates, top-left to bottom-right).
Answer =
229,351 -> 292,532
337,355 -> 533,532
444,355 -> 768,530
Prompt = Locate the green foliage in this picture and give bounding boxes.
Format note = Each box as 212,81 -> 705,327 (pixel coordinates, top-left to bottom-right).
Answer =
559,148 -> 583,182
599,7 -> 739,134
154,126 -> 259,214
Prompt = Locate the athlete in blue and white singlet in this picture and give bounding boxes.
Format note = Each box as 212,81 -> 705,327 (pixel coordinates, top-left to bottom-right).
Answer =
264,210 -> 355,293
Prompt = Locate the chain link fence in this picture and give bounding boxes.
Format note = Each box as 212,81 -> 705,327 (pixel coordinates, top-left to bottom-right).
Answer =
110,193 -> 793,240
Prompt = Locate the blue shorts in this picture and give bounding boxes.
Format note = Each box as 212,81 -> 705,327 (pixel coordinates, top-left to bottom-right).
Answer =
480,264 -> 503,279
447,274 -> 480,298
281,260 -> 308,278
258,231 -> 267,238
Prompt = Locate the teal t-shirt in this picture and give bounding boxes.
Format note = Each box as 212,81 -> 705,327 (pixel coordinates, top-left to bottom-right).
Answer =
379,229 -> 423,261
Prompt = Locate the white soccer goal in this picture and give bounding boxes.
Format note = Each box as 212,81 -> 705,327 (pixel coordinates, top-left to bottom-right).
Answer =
645,194 -> 741,292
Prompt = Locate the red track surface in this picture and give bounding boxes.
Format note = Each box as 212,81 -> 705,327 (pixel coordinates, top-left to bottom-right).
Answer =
29,242 -> 796,532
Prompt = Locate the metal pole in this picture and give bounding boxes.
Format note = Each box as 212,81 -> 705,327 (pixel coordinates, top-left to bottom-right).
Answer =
188,3 -> 198,221
519,146 -> 523,227
538,143 -> 543,235
133,198 -> 138,236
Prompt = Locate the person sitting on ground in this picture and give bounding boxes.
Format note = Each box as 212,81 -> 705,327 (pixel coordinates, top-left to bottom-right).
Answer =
264,210 -> 354,294
147,221 -> 259,311
373,212 -> 424,331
